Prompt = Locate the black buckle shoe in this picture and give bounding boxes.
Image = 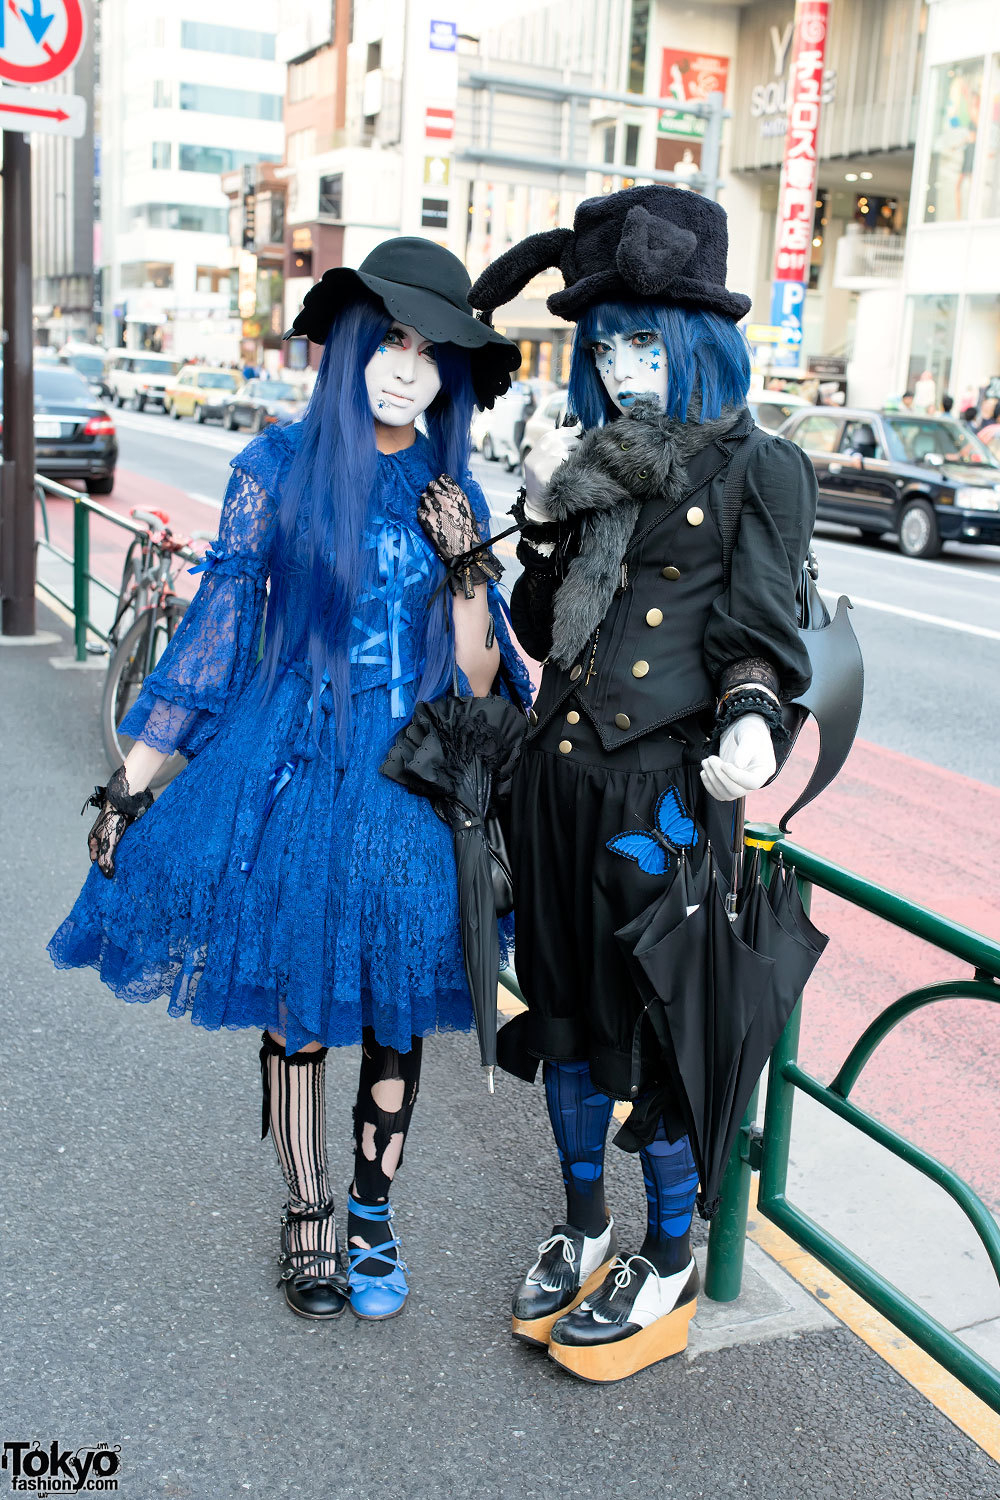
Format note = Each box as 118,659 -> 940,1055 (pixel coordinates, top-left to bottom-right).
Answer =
277,1200 -> 350,1320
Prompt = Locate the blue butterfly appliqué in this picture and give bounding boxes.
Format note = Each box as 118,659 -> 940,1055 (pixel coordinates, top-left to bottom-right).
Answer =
606,785 -> 699,876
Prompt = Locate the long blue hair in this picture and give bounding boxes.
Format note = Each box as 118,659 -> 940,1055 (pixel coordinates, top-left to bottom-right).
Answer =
568,300 -> 750,429
262,287 -> 476,739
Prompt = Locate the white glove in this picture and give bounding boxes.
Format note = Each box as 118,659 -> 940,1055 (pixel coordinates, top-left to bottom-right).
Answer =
700,713 -> 777,802
522,425 -> 582,521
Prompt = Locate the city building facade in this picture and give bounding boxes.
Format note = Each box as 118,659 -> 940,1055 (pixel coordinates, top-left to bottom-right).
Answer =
99,0 -> 284,359
897,0 -> 1000,411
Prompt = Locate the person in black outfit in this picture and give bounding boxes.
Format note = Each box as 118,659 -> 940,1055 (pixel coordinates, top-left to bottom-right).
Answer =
469,186 -> 817,1382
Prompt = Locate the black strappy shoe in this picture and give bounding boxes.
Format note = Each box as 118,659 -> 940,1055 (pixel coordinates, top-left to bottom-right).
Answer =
277,1199 -> 350,1320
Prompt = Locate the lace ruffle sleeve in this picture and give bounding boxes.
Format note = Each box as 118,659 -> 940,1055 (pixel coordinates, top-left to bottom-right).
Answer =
462,473 -> 534,709
117,431 -> 288,758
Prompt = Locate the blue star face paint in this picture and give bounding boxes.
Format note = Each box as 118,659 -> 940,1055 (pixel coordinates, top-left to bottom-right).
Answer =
364,321 -> 442,427
587,328 -> 669,414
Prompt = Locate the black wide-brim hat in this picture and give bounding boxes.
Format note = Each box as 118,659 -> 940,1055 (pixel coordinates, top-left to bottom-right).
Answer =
285,236 -> 521,409
469,185 -> 751,325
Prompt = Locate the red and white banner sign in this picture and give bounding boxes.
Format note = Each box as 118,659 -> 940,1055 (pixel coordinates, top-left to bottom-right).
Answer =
773,0 -> 829,282
425,106 -> 454,141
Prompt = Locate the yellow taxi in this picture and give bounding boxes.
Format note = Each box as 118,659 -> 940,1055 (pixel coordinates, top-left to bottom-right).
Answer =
163,365 -> 240,424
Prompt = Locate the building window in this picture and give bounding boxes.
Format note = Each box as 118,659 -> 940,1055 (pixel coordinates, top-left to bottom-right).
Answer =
979,58 -> 1000,221
128,203 -> 229,234
178,83 -> 283,121
195,266 -> 232,295
318,173 -> 343,217
288,57 -> 318,103
366,40 -> 382,72
151,142 -> 172,170
286,128 -> 318,164
180,22 -> 276,60
907,294 -> 958,394
153,80 -> 172,109
179,144 -> 281,174
120,262 -> 174,290
624,123 -> 640,167
924,58 -> 983,224
603,124 -> 616,163
628,1 -> 649,95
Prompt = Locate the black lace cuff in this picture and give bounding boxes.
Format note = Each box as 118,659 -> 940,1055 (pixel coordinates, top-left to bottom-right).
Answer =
84,765 -> 154,821
713,689 -> 788,748
446,541 -> 504,599
510,489 -> 561,546
718,656 -> 780,699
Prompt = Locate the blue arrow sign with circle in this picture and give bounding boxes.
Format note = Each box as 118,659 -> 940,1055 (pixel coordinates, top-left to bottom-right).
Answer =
0,0 -> 86,85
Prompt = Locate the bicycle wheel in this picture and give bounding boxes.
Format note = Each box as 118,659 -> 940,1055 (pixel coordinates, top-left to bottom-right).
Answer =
109,538 -> 145,648
101,602 -> 189,790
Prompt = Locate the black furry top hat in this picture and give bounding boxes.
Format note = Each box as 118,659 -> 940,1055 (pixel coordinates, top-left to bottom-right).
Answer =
285,237 -> 521,408
469,185 -> 751,325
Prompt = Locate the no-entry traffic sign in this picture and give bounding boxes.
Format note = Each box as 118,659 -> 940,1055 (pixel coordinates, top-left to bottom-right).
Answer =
0,83 -> 85,135
0,1 -> 87,87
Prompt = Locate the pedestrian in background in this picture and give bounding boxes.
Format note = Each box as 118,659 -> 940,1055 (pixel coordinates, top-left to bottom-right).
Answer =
49,241 -> 527,1326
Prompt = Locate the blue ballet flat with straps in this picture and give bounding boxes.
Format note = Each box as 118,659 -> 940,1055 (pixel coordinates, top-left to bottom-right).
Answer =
346,1196 -> 410,1320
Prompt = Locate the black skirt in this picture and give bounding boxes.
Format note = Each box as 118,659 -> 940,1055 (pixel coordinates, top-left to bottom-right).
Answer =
502,699 -> 735,1119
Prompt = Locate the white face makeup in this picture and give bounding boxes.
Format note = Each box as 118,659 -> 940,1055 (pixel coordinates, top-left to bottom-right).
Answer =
364,322 -> 442,426
588,328 -> 669,414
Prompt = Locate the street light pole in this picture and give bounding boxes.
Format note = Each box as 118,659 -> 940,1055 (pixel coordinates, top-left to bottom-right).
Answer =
1,129 -> 36,636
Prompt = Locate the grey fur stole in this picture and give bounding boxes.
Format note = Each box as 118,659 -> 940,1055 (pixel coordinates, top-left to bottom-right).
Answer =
544,398 -> 740,667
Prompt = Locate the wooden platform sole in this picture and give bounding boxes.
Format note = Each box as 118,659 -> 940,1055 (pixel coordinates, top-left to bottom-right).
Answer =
547,1296 -> 697,1383
511,1259 -> 617,1348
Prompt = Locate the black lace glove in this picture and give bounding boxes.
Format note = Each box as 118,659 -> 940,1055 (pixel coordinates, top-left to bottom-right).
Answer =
83,765 -> 153,879
417,475 -> 504,599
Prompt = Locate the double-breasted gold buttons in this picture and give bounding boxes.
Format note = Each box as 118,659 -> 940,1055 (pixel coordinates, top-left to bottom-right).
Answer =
661,565 -> 681,580
565,710 -> 580,725
558,739 -> 573,754
631,660 -> 649,679
569,664 -> 582,682
645,608 -> 663,627
686,506 -> 704,526
615,713 -> 631,730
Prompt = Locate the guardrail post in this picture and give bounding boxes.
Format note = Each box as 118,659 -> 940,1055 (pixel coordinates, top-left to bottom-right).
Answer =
705,1082 -> 760,1301
72,496 -> 89,662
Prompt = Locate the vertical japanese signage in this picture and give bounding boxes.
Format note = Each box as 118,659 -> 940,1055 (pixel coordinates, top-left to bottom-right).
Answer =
771,0 -> 829,370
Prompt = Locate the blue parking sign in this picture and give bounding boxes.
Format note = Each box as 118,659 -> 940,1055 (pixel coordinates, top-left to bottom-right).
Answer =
770,280 -> 806,370
429,20 -> 457,51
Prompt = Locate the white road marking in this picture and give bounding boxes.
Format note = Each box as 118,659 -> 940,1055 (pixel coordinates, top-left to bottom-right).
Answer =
187,492 -> 223,511
814,534 -> 1000,582
822,589 -> 1000,642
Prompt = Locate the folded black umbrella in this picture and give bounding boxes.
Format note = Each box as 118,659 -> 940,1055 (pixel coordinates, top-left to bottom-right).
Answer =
615,845 -> 827,1217
380,694 -> 526,1089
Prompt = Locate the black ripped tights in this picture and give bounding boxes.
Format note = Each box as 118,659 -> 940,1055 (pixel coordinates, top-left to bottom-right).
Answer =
349,1029 -> 423,1275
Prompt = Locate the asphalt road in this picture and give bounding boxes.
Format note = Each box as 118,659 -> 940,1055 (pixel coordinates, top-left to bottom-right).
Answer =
5,627 -> 1000,1499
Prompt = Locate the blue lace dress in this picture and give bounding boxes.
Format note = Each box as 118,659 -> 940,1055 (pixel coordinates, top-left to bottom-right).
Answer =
48,424 -> 531,1056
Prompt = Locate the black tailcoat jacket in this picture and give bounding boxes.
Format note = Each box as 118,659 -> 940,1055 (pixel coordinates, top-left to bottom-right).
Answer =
500,406 -> 818,1119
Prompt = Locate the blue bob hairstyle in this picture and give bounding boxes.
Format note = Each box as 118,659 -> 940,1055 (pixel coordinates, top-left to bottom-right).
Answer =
262,287 -> 477,740
568,300 -> 751,429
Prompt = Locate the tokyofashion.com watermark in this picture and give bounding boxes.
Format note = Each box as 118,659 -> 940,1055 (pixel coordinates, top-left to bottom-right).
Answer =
1,1443 -> 121,1495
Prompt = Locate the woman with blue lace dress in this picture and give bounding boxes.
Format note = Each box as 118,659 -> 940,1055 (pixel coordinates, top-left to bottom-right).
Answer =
48,239 -> 527,1324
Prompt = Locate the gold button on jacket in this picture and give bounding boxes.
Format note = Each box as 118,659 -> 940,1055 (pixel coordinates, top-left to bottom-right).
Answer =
569,664 -> 583,681
661,564 -> 681,580
645,607 -> 663,627
615,713 -> 631,730
686,506 -> 704,526
631,660 -> 649,678
558,739 -> 573,754
565,710 -> 580,725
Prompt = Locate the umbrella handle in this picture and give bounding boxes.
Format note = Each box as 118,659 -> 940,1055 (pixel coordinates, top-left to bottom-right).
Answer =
726,797 -> 746,919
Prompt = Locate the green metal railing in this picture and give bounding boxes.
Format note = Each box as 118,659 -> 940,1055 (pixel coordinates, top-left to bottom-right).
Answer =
33,475 -> 146,661
702,822 -> 1000,1414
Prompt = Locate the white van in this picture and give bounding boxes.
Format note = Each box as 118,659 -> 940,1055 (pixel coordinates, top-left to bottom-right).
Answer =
107,351 -> 183,412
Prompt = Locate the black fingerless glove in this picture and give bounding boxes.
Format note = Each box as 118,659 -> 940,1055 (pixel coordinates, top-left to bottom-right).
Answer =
83,765 -> 153,879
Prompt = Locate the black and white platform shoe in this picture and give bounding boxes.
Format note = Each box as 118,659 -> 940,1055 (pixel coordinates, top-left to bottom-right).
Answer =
511,1219 -> 617,1346
548,1253 -> 699,1382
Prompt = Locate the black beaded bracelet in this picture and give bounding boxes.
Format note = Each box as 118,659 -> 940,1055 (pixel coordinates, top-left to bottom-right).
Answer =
713,689 -> 788,748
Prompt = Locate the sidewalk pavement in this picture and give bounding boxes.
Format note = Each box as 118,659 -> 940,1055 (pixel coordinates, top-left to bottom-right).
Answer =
2,603 -> 999,1500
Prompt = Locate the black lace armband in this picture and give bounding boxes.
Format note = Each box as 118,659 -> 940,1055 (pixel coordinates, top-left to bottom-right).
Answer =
718,656 -> 780,700
712,688 -> 788,750
83,765 -> 154,879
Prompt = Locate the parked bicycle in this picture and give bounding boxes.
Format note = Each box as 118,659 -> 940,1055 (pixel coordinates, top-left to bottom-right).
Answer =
101,507 -> 214,788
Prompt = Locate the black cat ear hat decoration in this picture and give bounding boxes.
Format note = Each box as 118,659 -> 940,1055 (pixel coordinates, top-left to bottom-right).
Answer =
469,184 -> 751,325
